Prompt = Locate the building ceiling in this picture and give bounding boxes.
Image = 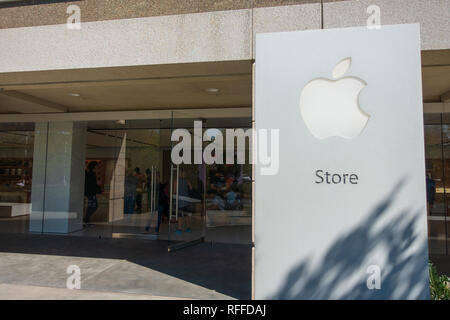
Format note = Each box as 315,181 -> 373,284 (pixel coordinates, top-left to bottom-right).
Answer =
11,74 -> 251,112
422,50 -> 450,103
0,51 -> 448,115
0,60 -> 253,114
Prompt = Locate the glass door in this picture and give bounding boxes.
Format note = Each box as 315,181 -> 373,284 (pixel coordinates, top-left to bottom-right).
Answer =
166,112 -> 206,251
101,119 -> 164,240
165,113 -> 254,249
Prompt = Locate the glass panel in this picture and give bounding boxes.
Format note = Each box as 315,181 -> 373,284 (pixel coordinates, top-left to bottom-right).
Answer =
425,115 -> 448,255
76,121 -> 128,237
203,123 -> 252,245
116,124 -> 162,236
0,114 -> 254,246
0,122 -> 35,234
79,119 -> 165,238
165,113 -> 206,244
167,115 -> 253,245
440,114 -> 450,255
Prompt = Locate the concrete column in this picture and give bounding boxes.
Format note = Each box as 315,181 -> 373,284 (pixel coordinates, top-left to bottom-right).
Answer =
30,121 -> 87,233
29,122 -> 48,233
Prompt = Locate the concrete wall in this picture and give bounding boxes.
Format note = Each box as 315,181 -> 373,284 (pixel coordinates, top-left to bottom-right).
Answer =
0,0 -> 321,29
0,1 -> 448,74
0,9 -> 252,73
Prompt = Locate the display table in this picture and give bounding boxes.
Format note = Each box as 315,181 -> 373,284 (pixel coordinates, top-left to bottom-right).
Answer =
0,203 -> 31,218
206,210 -> 251,227
171,195 -> 201,203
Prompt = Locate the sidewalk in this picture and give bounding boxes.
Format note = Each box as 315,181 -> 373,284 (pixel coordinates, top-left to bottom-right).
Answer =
0,233 -> 250,300
0,283 -> 185,300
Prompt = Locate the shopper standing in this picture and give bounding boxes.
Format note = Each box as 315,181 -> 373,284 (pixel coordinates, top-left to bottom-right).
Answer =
134,167 -> 145,213
84,161 -> 100,223
124,169 -> 138,214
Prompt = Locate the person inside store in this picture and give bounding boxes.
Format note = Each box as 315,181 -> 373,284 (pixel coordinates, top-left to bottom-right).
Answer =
224,172 -> 235,192
206,189 -> 225,210
225,185 -> 242,210
426,171 -> 436,216
174,169 -> 193,234
145,172 -> 169,235
124,168 -> 137,214
209,170 -> 226,192
84,161 -> 101,223
207,167 -> 241,210
145,168 -> 152,211
134,167 -> 145,213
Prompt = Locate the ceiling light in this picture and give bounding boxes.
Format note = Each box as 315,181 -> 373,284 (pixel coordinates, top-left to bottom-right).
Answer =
68,93 -> 81,97
116,120 -> 126,125
205,88 -> 219,94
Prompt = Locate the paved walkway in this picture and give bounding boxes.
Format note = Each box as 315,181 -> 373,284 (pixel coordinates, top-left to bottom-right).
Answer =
0,283 -> 184,300
0,233 -> 251,300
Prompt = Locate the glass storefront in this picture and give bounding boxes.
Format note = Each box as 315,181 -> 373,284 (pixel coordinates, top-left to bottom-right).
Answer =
0,122 -> 34,233
2,112 -> 447,256
0,116 -> 252,249
424,113 -> 450,255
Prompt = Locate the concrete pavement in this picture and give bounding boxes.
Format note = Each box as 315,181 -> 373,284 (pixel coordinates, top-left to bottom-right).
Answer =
0,233 -> 251,300
0,283 -> 185,300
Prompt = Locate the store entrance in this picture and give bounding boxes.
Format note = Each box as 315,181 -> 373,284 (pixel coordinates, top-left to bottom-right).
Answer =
83,119 -> 167,241
0,111 -> 253,252
77,114 -> 252,250
96,116 -> 208,250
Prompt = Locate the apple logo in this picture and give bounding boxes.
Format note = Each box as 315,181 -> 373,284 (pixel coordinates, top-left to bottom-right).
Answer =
299,57 -> 369,139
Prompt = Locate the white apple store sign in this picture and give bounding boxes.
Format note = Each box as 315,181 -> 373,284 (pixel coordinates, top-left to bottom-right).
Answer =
254,24 -> 430,299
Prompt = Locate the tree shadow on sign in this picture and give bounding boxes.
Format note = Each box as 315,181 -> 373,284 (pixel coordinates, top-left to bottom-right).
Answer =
272,178 -> 430,300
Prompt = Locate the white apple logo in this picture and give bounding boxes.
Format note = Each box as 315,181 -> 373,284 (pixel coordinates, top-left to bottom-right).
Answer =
299,57 -> 369,139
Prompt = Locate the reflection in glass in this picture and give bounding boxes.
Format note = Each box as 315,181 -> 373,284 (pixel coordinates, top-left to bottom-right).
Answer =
0,123 -> 34,233
0,118 -> 253,247
424,114 -> 449,255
